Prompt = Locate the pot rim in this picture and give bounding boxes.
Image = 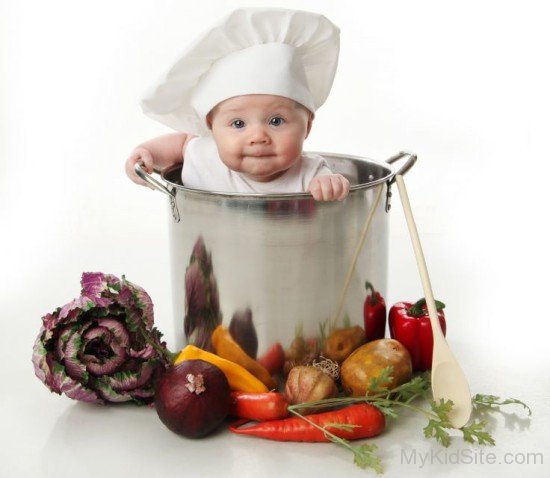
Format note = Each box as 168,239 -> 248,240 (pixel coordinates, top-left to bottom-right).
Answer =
160,151 -> 396,199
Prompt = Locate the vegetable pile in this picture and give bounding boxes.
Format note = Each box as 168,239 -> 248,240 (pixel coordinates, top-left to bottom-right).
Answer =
32,276 -> 532,474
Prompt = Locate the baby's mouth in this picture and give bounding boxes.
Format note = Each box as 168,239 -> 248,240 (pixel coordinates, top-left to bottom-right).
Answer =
246,151 -> 273,158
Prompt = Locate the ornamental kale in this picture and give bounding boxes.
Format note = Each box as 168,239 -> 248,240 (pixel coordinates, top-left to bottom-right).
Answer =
32,272 -> 171,404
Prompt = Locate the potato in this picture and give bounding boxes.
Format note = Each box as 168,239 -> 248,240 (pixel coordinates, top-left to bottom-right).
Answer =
340,339 -> 412,396
322,326 -> 366,364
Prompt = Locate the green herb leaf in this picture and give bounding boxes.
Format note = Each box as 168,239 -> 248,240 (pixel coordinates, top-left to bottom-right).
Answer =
423,419 -> 451,447
395,374 -> 431,402
461,420 -> 495,446
373,400 -> 399,418
352,444 -> 383,473
472,394 -> 532,416
367,366 -> 393,394
422,399 -> 454,447
431,398 -> 454,423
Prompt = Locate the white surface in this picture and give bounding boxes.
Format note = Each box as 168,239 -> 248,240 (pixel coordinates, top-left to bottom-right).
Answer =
1,1 -> 549,477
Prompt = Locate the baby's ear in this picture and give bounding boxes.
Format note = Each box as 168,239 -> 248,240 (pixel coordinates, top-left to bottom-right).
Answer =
305,111 -> 315,138
206,112 -> 214,130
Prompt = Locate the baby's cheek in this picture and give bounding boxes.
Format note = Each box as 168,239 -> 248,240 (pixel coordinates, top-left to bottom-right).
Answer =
277,135 -> 300,154
219,148 -> 244,172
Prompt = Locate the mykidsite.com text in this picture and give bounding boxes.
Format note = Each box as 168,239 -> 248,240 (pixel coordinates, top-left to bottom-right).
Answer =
401,447 -> 543,468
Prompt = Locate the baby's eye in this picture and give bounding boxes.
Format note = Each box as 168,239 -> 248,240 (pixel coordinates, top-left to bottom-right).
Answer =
231,120 -> 246,129
269,116 -> 285,127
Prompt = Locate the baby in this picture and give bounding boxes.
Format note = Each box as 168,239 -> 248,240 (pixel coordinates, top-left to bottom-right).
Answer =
125,8 -> 349,201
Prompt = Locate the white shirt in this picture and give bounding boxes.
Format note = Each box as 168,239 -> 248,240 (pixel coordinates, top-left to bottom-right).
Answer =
182,136 -> 332,194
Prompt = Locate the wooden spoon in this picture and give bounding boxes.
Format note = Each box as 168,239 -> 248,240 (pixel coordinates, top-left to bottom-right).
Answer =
395,175 -> 472,428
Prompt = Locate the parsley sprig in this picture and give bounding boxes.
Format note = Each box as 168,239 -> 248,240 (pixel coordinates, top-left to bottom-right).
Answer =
288,366 -> 531,473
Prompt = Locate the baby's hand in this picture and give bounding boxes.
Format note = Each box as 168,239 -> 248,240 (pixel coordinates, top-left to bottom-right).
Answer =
307,174 -> 350,201
125,148 -> 155,188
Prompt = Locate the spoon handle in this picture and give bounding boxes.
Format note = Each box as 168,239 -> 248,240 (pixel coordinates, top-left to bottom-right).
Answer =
394,175 -> 445,341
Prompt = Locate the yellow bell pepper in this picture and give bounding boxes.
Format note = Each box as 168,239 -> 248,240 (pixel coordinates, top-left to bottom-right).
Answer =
211,326 -> 277,390
174,345 -> 269,393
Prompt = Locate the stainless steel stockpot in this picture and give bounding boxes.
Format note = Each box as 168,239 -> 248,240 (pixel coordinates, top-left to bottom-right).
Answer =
137,151 -> 416,354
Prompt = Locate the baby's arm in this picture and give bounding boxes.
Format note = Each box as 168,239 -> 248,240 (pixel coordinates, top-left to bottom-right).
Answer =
125,133 -> 194,187
308,174 -> 350,201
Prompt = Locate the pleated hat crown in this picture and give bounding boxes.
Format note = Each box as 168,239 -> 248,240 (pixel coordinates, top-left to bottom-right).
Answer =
141,7 -> 340,135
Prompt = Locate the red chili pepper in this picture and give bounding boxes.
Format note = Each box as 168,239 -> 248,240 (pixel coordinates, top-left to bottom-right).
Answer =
363,282 -> 386,341
257,342 -> 285,376
229,392 -> 289,421
229,403 -> 385,442
388,298 -> 447,372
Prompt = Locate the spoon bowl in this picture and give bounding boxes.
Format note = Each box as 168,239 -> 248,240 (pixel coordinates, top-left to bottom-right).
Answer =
431,357 -> 473,428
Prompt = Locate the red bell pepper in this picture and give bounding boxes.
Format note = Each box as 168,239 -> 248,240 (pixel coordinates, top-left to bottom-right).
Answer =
363,281 -> 386,341
388,298 -> 447,372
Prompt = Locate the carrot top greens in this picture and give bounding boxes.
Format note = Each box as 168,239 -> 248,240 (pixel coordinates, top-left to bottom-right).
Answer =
288,366 -> 531,473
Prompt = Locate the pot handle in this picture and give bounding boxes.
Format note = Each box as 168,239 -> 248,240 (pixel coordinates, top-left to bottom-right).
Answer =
384,151 -> 417,212
386,150 -> 417,179
134,163 -> 181,222
134,163 -> 174,197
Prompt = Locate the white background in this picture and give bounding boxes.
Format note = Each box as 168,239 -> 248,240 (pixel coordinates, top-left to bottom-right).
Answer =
1,1 -> 548,477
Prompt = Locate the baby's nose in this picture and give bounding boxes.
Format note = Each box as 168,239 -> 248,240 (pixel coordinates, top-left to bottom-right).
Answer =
248,125 -> 271,144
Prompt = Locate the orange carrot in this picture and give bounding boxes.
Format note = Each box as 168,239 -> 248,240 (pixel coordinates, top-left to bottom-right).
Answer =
229,403 -> 385,442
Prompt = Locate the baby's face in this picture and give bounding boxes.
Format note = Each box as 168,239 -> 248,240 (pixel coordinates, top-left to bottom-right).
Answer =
208,95 -> 313,182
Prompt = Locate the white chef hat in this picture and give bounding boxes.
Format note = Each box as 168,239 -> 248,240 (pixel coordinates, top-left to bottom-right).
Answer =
140,7 -> 340,135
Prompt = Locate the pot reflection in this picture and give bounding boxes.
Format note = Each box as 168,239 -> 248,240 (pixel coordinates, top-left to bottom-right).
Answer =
165,155 -> 393,356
